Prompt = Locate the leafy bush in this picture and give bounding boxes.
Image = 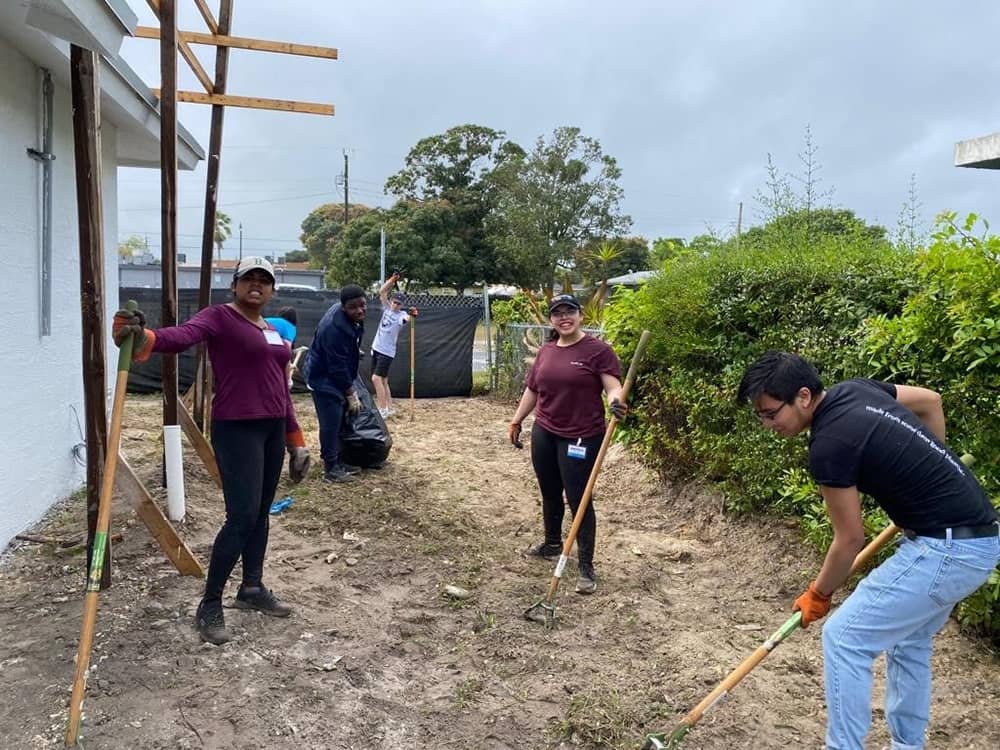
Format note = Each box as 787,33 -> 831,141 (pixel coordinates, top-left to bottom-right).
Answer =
864,212 -> 1000,635
605,228 -> 915,511
605,211 -> 1000,639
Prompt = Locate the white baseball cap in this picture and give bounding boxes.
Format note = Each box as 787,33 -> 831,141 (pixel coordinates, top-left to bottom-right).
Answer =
234,256 -> 275,283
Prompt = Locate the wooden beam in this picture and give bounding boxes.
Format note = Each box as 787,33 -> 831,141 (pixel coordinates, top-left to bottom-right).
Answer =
195,0 -> 233,429
70,44 -> 112,590
192,0 -> 219,34
178,39 -> 214,93
134,26 -> 338,59
153,88 -> 335,116
144,1 -> 213,93
177,401 -> 222,488
115,456 -> 203,576
159,0 -> 179,429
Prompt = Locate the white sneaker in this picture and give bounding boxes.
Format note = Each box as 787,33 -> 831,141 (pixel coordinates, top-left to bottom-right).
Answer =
378,407 -> 389,418
385,407 -> 397,418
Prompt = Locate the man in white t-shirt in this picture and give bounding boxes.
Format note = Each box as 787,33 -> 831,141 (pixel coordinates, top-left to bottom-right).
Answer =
371,273 -> 418,417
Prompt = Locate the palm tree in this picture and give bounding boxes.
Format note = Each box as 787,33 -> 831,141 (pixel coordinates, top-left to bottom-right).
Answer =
214,211 -> 233,260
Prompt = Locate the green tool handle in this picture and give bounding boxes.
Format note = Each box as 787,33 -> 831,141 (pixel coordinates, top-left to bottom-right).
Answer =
115,299 -> 138,372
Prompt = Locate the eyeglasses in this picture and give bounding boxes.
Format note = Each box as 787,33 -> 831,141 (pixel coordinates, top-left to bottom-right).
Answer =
754,402 -> 787,421
550,307 -> 579,319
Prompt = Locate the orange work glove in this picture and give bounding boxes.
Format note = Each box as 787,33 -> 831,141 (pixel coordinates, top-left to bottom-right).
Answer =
112,308 -> 146,347
508,421 -> 523,448
793,581 -> 832,627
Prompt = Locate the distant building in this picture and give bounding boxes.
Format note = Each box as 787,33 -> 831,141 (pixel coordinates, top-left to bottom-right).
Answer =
119,257 -> 326,290
606,270 -> 657,287
955,131 -> 1000,169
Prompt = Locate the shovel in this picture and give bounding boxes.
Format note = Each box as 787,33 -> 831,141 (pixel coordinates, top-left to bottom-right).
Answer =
66,301 -> 138,746
524,330 -> 651,627
641,452 -> 975,749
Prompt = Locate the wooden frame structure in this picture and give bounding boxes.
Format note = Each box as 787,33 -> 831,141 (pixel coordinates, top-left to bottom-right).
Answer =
142,0 -> 336,441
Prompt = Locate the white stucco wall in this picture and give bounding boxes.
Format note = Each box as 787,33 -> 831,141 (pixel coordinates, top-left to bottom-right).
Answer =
0,36 -> 121,551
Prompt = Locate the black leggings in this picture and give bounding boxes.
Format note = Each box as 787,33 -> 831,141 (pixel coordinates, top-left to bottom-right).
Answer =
204,418 -> 285,603
530,423 -> 603,566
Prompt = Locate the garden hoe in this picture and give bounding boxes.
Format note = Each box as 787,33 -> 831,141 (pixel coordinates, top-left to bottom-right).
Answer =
65,301 -> 138,747
640,454 -> 975,749
524,330 -> 650,628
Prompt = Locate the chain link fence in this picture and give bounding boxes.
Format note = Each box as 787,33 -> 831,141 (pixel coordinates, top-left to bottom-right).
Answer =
492,323 -> 605,400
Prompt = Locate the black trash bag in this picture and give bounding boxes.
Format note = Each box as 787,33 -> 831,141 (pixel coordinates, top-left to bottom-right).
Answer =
340,375 -> 392,467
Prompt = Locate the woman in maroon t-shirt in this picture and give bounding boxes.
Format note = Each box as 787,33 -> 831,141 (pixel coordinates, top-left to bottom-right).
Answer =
508,294 -> 625,594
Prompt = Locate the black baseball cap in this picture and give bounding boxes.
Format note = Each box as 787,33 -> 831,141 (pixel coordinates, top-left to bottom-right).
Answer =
548,294 -> 582,314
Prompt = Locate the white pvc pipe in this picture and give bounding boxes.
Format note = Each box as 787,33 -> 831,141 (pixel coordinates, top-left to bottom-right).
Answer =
163,424 -> 186,522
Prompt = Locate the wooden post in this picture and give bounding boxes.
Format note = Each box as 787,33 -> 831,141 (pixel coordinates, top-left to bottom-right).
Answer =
159,0 -> 179,430
194,0 -> 233,429
70,44 -> 112,590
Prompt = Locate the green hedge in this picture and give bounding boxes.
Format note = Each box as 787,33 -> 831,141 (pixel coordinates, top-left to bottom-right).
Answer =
604,214 -> 1000,639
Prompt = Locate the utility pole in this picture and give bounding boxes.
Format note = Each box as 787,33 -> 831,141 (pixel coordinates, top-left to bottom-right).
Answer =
736,201 -> 743,251
343,149 -> 349,224
238,221 -> 243,261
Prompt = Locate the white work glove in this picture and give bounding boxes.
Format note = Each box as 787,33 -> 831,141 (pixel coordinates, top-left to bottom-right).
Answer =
346,389 -> 362,415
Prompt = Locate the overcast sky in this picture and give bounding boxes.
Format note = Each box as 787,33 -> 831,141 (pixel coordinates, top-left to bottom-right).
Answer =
116,0 -> 1000,262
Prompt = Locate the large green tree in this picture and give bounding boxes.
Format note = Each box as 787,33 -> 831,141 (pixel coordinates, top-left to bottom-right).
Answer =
384,124 -> 524,288
327,199 -> 494,293
299,203 -> 371,268
489,126 -> 631,291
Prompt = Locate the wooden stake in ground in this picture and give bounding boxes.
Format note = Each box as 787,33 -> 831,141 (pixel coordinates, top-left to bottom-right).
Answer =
65,306 -> 137,747
409,313 -> 416,422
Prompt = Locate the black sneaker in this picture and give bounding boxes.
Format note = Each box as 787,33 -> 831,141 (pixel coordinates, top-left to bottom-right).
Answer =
233,586 -> 292,618
525,541 -> 563,560
323,465 -> 357,483
576,563 -> 597,595
341,462 -> 362,475
196,599 -> 231,644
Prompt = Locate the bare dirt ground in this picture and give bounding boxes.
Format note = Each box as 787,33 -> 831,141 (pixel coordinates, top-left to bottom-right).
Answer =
0,394 -> 997,750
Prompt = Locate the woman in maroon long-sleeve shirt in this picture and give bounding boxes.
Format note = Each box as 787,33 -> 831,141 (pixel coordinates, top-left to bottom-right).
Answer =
114,257 -> 307,645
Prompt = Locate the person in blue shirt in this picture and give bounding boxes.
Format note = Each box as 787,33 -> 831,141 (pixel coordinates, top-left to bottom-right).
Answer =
264,306 -> 297,346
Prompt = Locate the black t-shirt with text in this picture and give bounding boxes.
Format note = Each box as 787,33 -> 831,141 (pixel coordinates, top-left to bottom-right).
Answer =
808,379 -> 996,531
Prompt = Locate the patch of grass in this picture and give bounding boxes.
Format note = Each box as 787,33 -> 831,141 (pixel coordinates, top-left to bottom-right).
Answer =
454,677 -> 484,708
550,687 -> 668,750
471,369 -> 490,396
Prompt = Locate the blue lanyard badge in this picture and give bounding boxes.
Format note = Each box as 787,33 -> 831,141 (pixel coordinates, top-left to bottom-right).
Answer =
567,438 -> 587,460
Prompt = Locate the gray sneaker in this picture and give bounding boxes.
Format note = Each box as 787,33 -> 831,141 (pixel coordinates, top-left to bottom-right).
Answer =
196,599 -> 231,644
525,541 -> 562,560
233,586 -> 291,617
576,563 -> 597,594
323,465 -> 357,483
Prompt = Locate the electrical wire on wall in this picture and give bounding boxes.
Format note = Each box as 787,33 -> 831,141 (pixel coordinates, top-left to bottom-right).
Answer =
69,404 -> 87,467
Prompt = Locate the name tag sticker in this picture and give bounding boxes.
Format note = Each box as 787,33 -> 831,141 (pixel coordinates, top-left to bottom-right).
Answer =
567,443 -> 587,460
263,329 -> 284,346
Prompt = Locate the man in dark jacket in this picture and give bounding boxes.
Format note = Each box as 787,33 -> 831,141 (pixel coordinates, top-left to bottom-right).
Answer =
305,285 -> 366,482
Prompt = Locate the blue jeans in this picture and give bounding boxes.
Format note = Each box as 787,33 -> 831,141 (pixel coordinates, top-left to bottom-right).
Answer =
821,529 -> 1000,749
311,390 -> 347,470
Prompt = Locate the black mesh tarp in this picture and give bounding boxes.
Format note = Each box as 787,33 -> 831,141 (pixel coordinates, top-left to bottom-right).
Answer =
120,288 -> 481,398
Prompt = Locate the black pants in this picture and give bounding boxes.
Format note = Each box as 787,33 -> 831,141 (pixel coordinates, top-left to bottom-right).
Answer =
530,423 -> 603,567
204,417 -> 285,603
